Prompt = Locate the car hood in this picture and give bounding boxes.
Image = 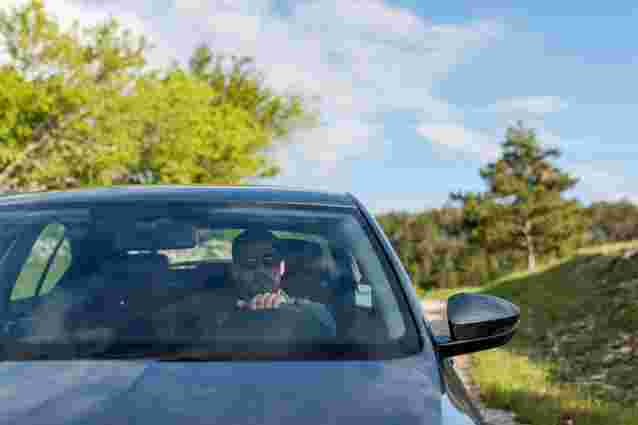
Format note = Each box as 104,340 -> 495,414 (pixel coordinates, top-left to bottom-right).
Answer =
0,351 -> 446,425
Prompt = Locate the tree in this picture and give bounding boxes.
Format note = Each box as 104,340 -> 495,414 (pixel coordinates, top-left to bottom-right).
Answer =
377,207 -> 504,290
0,0 -> 150,190
452,122 -> 587,271
588,199 -> 638,243
188,44 -> 311,139
126,69 -> 290,184
0,1 -> 312,191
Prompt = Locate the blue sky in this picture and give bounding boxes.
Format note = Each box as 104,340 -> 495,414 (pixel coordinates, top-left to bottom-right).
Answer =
6,0 -> 638,213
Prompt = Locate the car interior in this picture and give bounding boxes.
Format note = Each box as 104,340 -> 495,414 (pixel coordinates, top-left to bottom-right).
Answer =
0,210 -> 395,356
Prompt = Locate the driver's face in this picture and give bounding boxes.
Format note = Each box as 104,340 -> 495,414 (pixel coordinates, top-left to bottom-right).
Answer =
232,240 -> 284,300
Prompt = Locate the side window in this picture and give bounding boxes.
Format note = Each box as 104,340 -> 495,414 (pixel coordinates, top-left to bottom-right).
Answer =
11,223 -> 72,301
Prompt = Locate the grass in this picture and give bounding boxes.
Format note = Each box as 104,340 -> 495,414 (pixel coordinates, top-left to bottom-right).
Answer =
576,240 -> 638,256
419,286 -> 482,300
472,349 -> 638,425
418,242 -> 638,425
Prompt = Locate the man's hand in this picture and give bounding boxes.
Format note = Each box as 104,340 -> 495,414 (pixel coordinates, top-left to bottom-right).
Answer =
237,292 -> 287,310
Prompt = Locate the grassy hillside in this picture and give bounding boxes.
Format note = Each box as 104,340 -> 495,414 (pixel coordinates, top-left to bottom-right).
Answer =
424,241 -> 638,425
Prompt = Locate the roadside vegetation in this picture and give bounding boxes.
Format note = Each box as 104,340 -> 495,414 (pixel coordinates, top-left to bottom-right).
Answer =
425,242 -> 638,425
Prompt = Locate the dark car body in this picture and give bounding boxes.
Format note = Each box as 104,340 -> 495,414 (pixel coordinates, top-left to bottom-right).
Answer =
0,186 -> 498,425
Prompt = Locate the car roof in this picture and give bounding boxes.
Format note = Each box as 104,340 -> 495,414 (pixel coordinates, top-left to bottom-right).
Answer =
0,185 -> 357,209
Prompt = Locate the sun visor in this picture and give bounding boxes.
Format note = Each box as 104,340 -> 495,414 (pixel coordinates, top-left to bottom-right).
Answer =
113,220 -> 197,251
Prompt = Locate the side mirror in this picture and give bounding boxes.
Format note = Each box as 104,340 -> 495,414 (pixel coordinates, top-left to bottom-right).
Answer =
435,293 -> 520,358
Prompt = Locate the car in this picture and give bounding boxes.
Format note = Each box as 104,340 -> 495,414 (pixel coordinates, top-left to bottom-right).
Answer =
0,185 -> 519,425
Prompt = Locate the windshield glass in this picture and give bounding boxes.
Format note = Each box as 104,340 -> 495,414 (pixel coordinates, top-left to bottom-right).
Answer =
0,202 -> 419,360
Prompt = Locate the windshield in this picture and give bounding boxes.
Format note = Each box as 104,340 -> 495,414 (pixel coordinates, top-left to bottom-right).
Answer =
0,202 -> 419,360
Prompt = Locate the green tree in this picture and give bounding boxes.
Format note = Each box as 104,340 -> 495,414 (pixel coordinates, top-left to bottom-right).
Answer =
588,199 -> 638,243
188,44 -> 311,144
127,69 -> 289,184
377,207 -> 503,290
0,0 -> 149,190
0,1 -> 312,191
452,122 -> 587,271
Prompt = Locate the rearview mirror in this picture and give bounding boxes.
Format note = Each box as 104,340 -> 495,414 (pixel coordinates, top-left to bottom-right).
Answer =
434,293 -> 520,358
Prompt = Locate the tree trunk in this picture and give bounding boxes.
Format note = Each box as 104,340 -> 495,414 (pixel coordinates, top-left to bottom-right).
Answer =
524,220 -> 536,271
527,240 -> 536,271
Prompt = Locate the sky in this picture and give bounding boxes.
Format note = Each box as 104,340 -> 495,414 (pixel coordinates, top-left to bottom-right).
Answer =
4,0 -> 638,213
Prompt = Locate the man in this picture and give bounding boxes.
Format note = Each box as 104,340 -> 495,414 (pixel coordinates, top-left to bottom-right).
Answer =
150,228 -> 336,340
229,228 -> 289,311
210,228 -> 336,336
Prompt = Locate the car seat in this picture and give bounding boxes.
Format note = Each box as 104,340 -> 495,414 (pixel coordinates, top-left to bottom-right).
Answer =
278,239 -> 334,305
89,253 -> 171,338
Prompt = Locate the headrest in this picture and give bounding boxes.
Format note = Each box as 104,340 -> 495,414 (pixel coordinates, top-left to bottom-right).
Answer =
277,239 -> 322,260
330,246 -> 362,287
277,239 -> 323,274
110,221 -> 197,251
100,253 -> 169,278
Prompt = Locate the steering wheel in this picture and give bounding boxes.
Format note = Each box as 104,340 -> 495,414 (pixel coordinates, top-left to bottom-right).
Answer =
215,302 -> 335,343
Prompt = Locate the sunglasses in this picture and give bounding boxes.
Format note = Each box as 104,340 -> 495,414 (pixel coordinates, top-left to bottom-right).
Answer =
238,252 -> 282,270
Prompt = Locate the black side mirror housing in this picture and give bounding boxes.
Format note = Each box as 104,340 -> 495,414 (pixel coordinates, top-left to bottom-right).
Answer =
435,293 -> 520,358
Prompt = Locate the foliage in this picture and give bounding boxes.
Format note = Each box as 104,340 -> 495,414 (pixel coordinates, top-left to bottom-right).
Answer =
378,123 -> 607,289
0,0 -> 312,191
472,244 -> 638,423
587,199 -> 638,243
377,207 -> 508,290
451,122 -> 588,271
380,199 -> 638,292
189,44 -> 311,141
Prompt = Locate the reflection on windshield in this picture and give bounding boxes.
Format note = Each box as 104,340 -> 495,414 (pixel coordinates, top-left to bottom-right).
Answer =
0,204 -> 419,361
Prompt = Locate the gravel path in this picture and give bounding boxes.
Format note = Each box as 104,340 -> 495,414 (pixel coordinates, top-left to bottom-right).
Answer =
422,299 -> 526,425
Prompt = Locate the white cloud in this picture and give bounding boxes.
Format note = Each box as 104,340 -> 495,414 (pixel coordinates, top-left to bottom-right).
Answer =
414,100 -> 569,166
207,12 -> 261,44
170,0 -> 502,167
174,0 -> 271,15
320,0 -> 426,37
300,120 -> 379,164
38,0 -> 147,37
560,161 -> 638,205
272,120 -> 381,177
416,123 -> 499,163
176,0 -> 267,45
487,96 -> 568,116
